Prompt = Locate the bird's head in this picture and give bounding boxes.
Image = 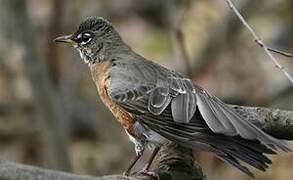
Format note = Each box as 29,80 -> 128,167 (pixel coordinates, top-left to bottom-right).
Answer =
54,17 -> 126,64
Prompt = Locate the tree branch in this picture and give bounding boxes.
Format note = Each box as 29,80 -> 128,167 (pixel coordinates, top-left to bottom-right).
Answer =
0,160 -> 136,180
226,0 -> 293,84
0,105 -> 292,180
0,143 -> 202,180
230,105 -> 293,140
264,46 -> 293,59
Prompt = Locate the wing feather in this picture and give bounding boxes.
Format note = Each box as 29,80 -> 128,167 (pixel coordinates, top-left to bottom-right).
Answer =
107,58 -> 290,152
171,92 -> 197,123
169,78 -> 197,123
148,87 -> 171,115
138,116 -> 275,177
195,87 -> 290,151
105,57 -> 292,177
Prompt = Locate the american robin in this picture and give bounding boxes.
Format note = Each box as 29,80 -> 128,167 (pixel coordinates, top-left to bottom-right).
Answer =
54,17 -> 291,177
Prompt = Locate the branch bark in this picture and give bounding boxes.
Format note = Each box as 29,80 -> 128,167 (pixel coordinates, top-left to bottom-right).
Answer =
0,143 -> 202,180
231,105 -> 293,140
0,105 -> 292,180
0,160 -> 136,180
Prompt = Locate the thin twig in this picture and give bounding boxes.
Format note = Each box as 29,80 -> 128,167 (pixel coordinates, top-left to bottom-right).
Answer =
226,0 -> 293,84
264,46 -> 293,59
255,39 -> 293,58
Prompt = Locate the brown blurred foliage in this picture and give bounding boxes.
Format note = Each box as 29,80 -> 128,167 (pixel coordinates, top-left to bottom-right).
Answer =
0,0 -> 292,179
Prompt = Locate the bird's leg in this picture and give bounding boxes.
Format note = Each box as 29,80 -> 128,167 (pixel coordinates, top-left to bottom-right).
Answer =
134,147 -> 160,179
141,147 -> 160,172
123,150 -> 143,176
123,153 -> 143,176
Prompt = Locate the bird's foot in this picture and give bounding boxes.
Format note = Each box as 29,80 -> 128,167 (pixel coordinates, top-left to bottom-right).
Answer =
123,170 -> 131,176
133,170 -> 158,179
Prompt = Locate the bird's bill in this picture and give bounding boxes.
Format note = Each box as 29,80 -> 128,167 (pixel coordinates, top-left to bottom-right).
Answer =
53,34 -> 76,44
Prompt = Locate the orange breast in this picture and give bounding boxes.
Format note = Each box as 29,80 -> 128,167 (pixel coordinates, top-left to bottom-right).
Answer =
90,61 -> 135,134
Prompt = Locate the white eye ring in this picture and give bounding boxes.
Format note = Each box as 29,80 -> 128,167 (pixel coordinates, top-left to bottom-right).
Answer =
81,37 -> 92,45
78,32 -> 92,45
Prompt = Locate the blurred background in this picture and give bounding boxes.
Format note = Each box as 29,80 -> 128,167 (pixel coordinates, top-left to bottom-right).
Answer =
0,0 -> 292,179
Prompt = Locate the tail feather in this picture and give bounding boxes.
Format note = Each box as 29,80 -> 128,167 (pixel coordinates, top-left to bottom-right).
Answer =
227,149 -> 268,171
205,135 -> 274,176
213,141 -> 270,171
139,117 -> 279,177
217,153 -> 255,178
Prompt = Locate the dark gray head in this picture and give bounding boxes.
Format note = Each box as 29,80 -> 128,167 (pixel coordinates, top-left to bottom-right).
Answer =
54,17 -> 128,64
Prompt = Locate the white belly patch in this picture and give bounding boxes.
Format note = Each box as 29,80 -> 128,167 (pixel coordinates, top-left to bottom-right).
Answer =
126,121 -> 168,152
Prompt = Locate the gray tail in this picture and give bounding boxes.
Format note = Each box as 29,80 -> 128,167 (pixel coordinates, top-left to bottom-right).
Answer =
206,135 -> 275,178
139,117 -> 277,177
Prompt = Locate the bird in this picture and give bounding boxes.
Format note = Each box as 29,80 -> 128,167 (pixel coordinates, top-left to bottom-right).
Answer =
54,17 -> 291,178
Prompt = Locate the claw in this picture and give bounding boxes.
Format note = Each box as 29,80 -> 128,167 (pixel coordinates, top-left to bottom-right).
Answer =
135,170 -> 159,179
123,170 -> 130,176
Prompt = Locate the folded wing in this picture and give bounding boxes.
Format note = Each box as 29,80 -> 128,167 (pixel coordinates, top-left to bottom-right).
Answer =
108,60 -> 290,152
194,85 -> 290,152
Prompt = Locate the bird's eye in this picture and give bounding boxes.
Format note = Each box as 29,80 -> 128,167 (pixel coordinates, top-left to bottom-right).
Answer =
78,32 -> 92,45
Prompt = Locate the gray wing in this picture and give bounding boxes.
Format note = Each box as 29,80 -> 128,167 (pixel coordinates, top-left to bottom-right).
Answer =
108,58 -> 290,152
108,57 -> 197,123
194,85 -> 290,151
